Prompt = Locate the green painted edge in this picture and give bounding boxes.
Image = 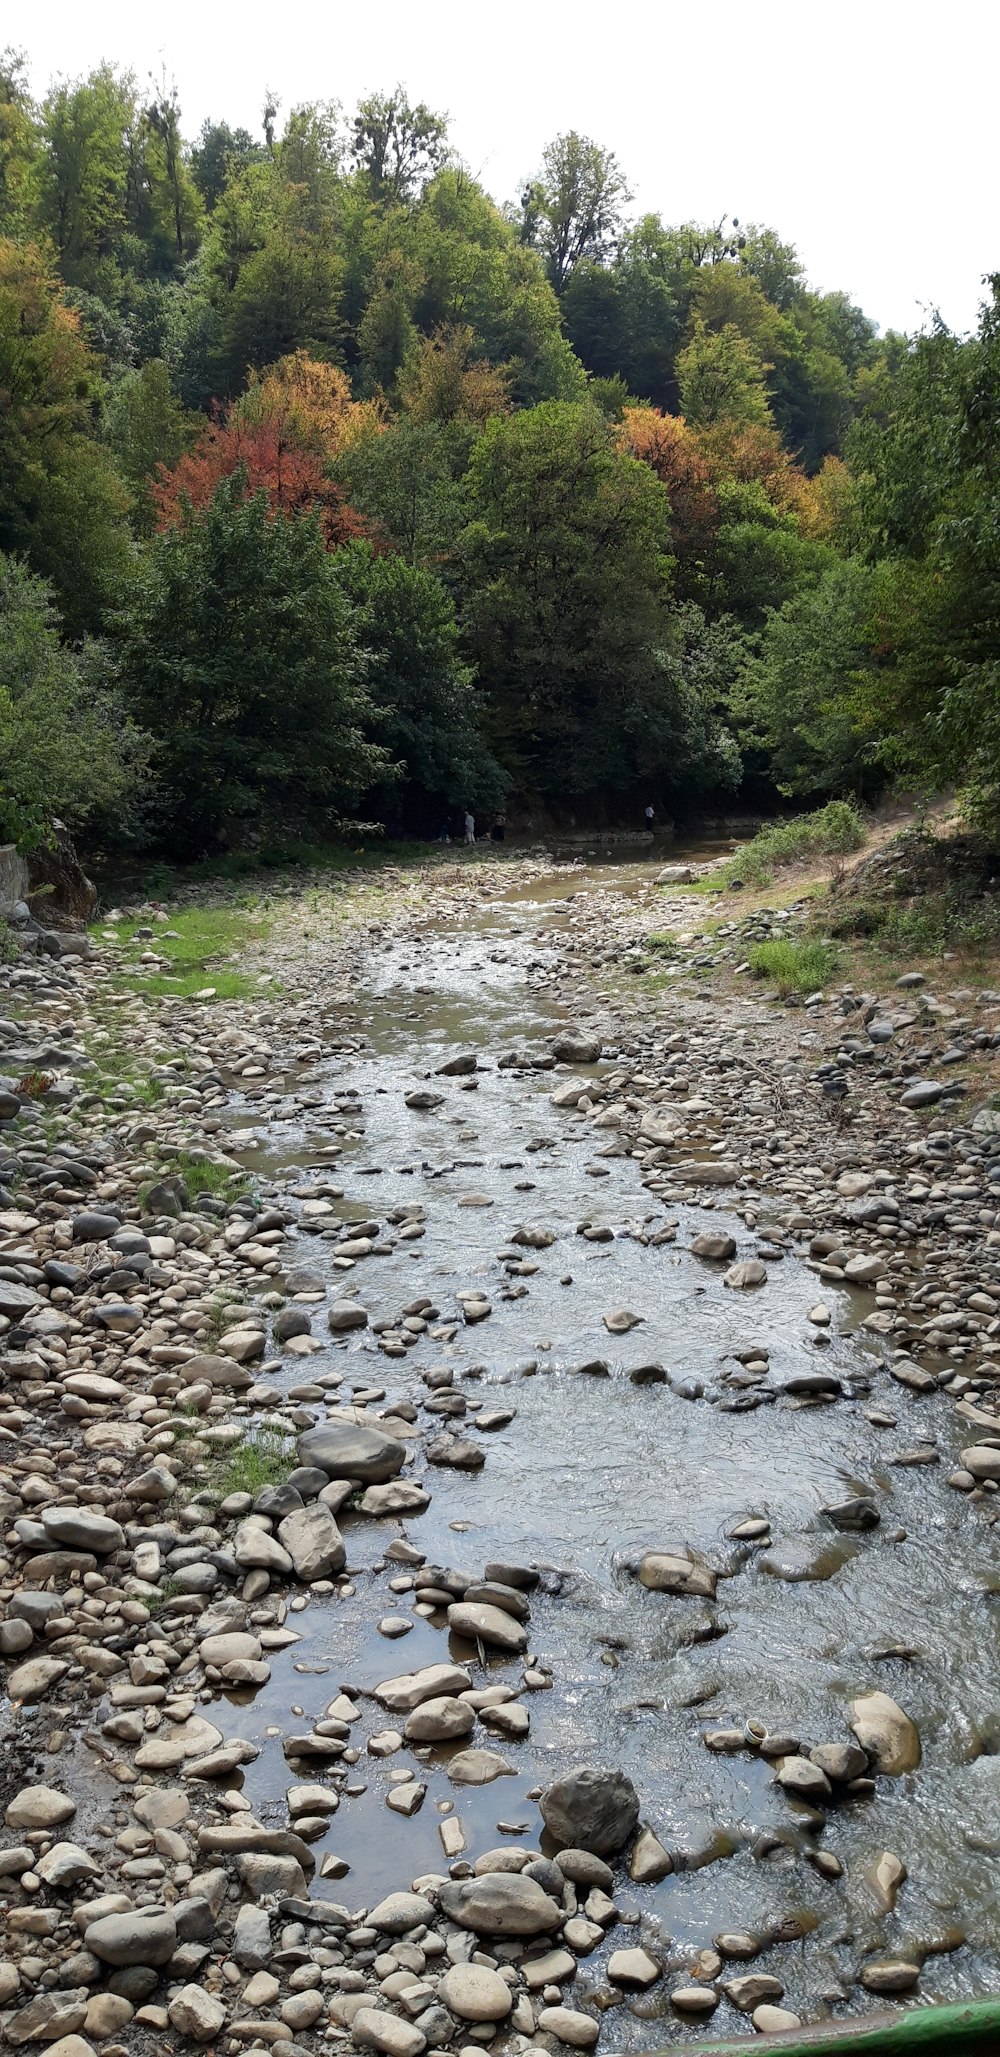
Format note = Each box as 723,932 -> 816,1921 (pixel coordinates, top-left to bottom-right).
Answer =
663,1997 -> 1000,2057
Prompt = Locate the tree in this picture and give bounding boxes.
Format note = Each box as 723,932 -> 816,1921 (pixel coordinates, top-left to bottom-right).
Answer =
0,238 -> 133,632
0,553 -> 147,848
0,47 -> 39,237
520,132 -> 630,291
251,351 -> 384,455
106,358 -> 197,532
36,66 -> 134,285
457,401 -> 677,794
620,407 -> 719,599
117,474 -> 386,849
400,323 -> 511,425
337,416 -> 470,567
333,540 -> 507,816
190,118 -> 261,209
351,89 -> 448,203
677,317 -> 772,427
153,398 -> 370,549
734,559 -> 877,795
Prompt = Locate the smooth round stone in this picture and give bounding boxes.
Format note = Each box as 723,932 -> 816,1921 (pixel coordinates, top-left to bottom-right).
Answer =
439,1966 -> 513,2021
670,1986 -> 718,2014
446,1601 -> 527,1652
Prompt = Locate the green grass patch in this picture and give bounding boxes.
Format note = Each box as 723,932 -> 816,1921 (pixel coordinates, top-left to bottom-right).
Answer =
687,802 -> 866,891
748,938 -> 839,994
646,931 -> 679,957
218,1427 -> 295,1497
142,1151 -> 251,1207
96,902 -> 277,1002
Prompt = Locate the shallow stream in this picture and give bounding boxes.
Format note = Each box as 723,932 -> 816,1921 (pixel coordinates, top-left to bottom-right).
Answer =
209,863 -> 1000,2040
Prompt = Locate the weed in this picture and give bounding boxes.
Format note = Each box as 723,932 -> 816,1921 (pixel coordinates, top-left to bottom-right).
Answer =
219,1428 -> 295,1497
142,1152 -> 251,1207
688,803 -> 866,891
749,938 -> 839,994
646,932 -> 678,958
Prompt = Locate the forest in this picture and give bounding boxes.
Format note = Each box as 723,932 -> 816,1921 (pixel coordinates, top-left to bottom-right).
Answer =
1,53 -> 999,859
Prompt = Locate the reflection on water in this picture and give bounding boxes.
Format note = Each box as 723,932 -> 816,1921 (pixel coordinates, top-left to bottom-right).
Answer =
208,868 -> 1000,2040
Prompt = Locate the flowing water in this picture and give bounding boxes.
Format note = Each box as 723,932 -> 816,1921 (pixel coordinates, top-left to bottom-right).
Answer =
210,862 -> 1000,2040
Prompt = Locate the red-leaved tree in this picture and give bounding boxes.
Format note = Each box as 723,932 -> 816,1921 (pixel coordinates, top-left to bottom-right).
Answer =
153,404 -> 371,548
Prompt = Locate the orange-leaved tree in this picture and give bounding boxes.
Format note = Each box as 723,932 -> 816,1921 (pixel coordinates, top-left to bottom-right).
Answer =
619,407 -> 718,593
153,352 -> 384,545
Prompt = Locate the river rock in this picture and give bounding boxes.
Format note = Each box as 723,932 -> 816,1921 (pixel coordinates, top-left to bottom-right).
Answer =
630,1825 -> 673,1882
38,1508 -> 124,1554
691,1232 -> 737,1260
537,2007 -> 599,2047
167,1987 -> 226,2041
327,1302 -> 370,1333
5,1786 -> 76,1831
961,1445 -> 1000,1481
606,1948 -> 662,1988
553,1032 -> 601,1064
849,1691 -> 921,1774
367,1893 -> 436,1934
353,2007 -> 427,2057
868,1850 -> 907,1911
298,1418 -> 405,1482
374,1663 -> 472,1711
7,1656 -> 70,1701
403,1697 -> 475,1742
539,1765 -> 640,1855
85,1908 -> 178,1967
438,1966 -> 513,2021
447,1600 -> 528,1651
447,1748 -> 516,1785
278,1502 -> 346,1579
439,1872 -> 563,1936
638,1550 -> 717,1598
177,1351 -> 253,1390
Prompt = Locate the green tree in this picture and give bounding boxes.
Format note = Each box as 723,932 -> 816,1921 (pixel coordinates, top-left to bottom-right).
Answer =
338,416 -> 470,565
333,540 -> 507,815
457,401 -> 677,794
351,89 -> 448,203
190,119 -> 261,210
105,358 -> 196,532
116,473 -> 386,850
0,238 -> 133,632
36,66 -> 134,285
520,131 -> 630,291
678,317 -> 772,426
0,553 -> 147,848
0,47 -> 39,237
734,559 -> 877,794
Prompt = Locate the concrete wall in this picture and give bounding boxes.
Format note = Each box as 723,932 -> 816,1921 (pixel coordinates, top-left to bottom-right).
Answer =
0,843 -> 29,914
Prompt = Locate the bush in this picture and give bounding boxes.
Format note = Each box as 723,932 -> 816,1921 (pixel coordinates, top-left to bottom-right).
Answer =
748,938 -> 838,993
710,800 -> 865,888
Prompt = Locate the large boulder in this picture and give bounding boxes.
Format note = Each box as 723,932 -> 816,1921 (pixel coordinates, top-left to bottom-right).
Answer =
85,1907 -> 177,1967
297,1418 -> 406,1484
439,1872 -> 562,1937
539,1766 -> 640,1856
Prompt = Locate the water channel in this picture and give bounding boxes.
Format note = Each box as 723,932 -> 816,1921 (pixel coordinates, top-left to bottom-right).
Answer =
208,860 -> 1000,2042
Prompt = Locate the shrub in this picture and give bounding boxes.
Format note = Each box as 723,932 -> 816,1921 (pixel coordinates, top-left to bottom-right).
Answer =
710,800 -> 865,888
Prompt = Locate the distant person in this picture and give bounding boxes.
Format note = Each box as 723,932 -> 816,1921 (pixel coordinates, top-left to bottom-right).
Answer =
644,803 -> 655,831
464,810 -> 476,845
491,814 -> 506,842
437,818 -> 451,842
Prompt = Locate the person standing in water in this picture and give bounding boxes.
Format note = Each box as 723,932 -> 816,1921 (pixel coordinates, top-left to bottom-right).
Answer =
464,810 -> 476,844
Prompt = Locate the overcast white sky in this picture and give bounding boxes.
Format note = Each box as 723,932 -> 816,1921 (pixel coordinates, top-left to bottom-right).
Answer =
18,0 -> 996,337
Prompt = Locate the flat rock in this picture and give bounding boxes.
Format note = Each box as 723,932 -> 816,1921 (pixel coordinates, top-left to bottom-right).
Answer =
447,1748 -> 516,1785
85,1908 -> 178,1967
298,1418 -> 405,1482
177,1351 -> 253,1390
447,1600 -> 527,1651
440,1872 -> 563,1936
374,1663 -> 472,1712
367,1892 -> 437,1934
5,1785 -> 76,1831
39,1507 -> 124,1554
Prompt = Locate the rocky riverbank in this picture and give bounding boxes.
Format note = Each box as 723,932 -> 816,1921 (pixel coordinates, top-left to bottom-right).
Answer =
3,845 -> 1000,2056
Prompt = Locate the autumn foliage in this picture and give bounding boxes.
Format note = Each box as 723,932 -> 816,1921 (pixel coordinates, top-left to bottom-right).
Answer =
153,353 -> 382,546
619,408 -> 717,565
